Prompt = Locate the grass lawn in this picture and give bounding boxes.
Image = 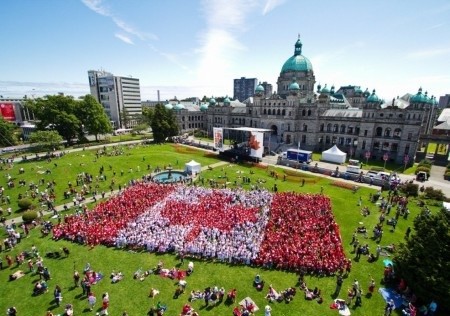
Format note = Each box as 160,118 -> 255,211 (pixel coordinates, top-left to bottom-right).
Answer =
0,143 -> 443,315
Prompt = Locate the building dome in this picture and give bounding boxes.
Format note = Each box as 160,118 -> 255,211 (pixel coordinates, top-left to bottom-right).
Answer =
223,96 -> 231,105
320,84 -> 330,94
367,89 -> 379,102
173,103 -> 185,110
355,86 -> 363,94
255,83 -> 265,93
410,88 -> 428,103
164,103 -> 173,110
209,96 -> 217,106
200,103 -> 209,111
288,79 -> 300,91
363,88 -> 370,97
280,37 -> 313,74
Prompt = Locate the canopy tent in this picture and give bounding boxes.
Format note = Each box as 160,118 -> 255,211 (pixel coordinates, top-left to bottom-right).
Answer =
184,160 -> 201,175
321,145 -> 347,164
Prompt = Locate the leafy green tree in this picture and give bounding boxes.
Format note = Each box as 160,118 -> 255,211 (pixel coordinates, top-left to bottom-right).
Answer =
142,107 -> 154,125
394,208 -> 450,313
76,95 -> 112,141
150,104 -> 179,143
27,95 -> 80,144
0,116 -> 17,147
28,130 -> 63,151
132,123 -> 148,135
120,109 -> 131,129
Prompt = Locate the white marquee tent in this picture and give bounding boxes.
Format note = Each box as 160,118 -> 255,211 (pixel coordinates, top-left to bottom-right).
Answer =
185,160 -> 201,175
321,145 -> 347,164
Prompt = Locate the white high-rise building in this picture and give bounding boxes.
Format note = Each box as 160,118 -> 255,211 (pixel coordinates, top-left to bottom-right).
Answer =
88,70 -> 141,129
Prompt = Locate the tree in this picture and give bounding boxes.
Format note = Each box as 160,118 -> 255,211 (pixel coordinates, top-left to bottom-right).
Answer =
76,95 -> 112,141
394,208 -> 450,312
28,130 -> 63,151
120,109 -> 131,129
132,123 -> 148,135
27,95 -> 80,144
0,116 -> 17,147
142,107 -> 154,125
150,104 -> 179,143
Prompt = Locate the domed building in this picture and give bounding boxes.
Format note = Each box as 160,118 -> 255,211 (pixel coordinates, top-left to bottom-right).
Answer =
192,36 -> 437,164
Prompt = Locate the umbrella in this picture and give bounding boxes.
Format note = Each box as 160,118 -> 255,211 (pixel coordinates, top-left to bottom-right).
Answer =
383,259 -> 393,267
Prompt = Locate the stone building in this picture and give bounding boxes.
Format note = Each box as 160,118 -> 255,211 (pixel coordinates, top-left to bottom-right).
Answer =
173,36 -> 438,165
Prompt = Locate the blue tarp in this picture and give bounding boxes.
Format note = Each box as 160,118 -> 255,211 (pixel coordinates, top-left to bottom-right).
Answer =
378,288 -> 404,309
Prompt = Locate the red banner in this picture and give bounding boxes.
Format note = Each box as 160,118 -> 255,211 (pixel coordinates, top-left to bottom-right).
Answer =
0,103 -> 16,121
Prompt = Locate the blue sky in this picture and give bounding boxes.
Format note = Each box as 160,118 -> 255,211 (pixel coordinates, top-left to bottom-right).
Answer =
1,0 -> 450,102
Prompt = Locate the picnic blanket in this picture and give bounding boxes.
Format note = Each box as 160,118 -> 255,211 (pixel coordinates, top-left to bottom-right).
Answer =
378,288 -> 404,309
239,297 -> 259,312
330,299 -> 351,316
10,270 -> 25,281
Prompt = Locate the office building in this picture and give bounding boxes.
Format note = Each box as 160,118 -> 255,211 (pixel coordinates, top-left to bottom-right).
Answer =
88,70 -> 141,129
233,77 -> 258,102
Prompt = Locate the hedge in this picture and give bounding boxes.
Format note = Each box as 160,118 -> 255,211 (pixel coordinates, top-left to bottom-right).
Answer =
22,210 -> 38,223
415,166 -> 431,176
17,198 -> 33,211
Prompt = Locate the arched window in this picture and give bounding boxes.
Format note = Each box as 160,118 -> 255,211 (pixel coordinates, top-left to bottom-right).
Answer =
384,128 -> 391,137
307,109 -> 311,116
302,109 -> 306,116
340,124 -> 346,133
320,124 -> 324,132
303,124 -> 308,132
394,128 -> 401,138
376,127 -> 383,137
277,109 -> 281,115
333,124 -> 338,133
327,124 -> 332,132
326,136 -> 330,144
263,109 -> 266,115
282,109 -> 286,115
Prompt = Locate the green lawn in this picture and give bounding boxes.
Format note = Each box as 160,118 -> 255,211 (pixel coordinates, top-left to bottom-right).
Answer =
0,143 -> 444,315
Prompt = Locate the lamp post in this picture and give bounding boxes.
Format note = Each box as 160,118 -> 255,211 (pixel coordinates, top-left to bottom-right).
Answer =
365,151 -> 371,166
383,152 -> 389,170
403,155 -> 410,172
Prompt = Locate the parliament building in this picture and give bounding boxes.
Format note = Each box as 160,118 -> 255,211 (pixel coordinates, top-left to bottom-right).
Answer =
163,36 -> 438,165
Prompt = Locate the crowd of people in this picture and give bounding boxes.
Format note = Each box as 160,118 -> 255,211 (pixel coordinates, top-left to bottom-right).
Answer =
52,183 -> 176,246
52,183 -> 346,274
254,193 -> 347,274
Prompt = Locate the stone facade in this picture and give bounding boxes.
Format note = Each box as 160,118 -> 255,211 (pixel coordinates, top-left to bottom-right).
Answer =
173,37 -> 437,165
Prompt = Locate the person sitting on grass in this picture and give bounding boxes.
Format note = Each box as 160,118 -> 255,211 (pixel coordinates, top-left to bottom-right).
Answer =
253,274 -> 264,291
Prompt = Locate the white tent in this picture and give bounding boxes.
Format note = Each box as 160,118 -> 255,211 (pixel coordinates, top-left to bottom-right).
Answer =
184,160 -> 201,175
321,145 -> 347,164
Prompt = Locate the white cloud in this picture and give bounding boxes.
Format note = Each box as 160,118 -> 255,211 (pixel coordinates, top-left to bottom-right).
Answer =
81,0 -> 110,16
148,45 -> 193,73
406,48 -> 450,59
81,0 -> 157,42
0,80 -> 89,98
262,0 -> 287,15
114,33 -> 134,45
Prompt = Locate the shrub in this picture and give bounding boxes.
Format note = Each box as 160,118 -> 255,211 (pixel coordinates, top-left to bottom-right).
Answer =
370,166 -> 384,172
18,198 -> 33,211
415,166 -> 431,176
424,187 -> 446,201
418,159 -> 432,167
22,210 -> 38,223
399,182 -> 419,197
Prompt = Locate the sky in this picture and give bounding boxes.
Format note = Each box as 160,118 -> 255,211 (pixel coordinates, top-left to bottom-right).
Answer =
1,0 -> 450,102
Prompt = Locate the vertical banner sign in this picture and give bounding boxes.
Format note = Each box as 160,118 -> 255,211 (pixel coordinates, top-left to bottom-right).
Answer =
249,131 -> 264,158
0,103 -> 16,121
213,127 -> 224,152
